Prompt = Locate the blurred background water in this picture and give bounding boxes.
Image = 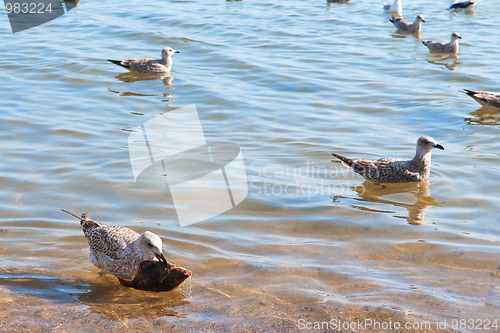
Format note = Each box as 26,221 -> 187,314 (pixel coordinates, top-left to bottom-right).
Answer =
0,0 -> 499,331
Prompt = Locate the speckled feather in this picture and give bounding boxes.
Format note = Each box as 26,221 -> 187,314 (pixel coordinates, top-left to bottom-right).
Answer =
333,156 -> 425,183
77,213 -> 165,281
423,32 -> 461,53
463,90 -> 500,109
332,136 -> 443,184
107,47 -> 179,73
389,15 -> 425,34
80,213 -> 140,260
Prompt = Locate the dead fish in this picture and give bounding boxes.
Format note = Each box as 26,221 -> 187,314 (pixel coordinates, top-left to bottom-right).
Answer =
118,260 -> 191,291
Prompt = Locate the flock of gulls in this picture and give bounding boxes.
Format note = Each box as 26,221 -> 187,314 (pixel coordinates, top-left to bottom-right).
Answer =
61,0 -> 499,292
385,0 -> 467,53
329,0 -> 498,182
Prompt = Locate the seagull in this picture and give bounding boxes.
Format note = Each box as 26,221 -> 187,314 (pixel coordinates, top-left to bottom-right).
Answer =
449,0 -> 476,11
331,136 -> 444,184
389,15 -> 425,34
107,47 -> 180,73
463,90 -> 500,109
384,0 -> 402,15
62,210 -> 167,281
422,32 -> 461,53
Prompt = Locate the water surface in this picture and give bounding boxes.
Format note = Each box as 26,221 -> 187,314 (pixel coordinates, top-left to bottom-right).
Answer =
0,0 -> 499,331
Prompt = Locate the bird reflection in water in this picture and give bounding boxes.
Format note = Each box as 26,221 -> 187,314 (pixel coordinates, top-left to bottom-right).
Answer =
425,54 -> 461,71
116,72 -> 174,86
339,180 -> 439,225
109,72 -> 176,102
464,106 -> 500,126
76,276 -> 191,321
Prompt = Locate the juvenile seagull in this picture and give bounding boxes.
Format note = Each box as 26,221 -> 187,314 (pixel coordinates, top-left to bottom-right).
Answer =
107,47 -> 180,73
389,15 -> 425,34
422,32 -> 461,53
332,136 -> 444,184
449,0 -> 476,11
463,90 -> 500,109
62,210 -> 167,281
384,0 -> 402,15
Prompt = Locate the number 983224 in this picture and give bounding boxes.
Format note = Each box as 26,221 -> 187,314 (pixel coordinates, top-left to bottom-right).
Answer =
5,2 -> 53,14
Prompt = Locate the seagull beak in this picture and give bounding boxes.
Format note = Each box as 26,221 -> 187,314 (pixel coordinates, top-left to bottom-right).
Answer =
434,144 -> 444,150
422,19 -> 426,23
155,252 -> 167,263
174,50 -> 180,53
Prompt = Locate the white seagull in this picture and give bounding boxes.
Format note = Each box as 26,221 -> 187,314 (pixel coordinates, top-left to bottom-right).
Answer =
384,0 -> 402,15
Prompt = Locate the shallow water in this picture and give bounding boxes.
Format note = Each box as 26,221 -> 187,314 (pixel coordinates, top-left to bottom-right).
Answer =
0,0 -> 499,331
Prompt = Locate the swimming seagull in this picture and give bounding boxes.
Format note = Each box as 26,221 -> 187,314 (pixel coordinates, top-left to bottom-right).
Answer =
422,32 -> 461,53
449,0 -> 476,11
384,0 -> 402,15
61,210 -> 167,281
389,15 -> 425,34
107,47 -> 180,73
331,136 -> 444,184
463,90 -> 500,109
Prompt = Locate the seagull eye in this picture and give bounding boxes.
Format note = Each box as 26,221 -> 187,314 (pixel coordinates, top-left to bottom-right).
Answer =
147,242 -> 153,247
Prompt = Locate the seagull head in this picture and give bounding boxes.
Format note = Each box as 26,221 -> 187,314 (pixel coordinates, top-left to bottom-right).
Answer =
139,231 -> 167,263
451,32 -> 462,40
162,47 -> 180,58
417,135 -> 444,153
416,15 -> 425,23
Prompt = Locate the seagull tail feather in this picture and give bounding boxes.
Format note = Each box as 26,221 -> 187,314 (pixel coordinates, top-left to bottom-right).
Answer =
332,153 -> 354,168
107,59 -> 130,69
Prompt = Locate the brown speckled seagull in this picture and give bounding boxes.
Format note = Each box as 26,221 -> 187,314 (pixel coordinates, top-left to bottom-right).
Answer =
62,210 -> 167,280
107,47 -> 179,73
389,15 -> 425,34
422,32 -> 461,53
332,136 -> 444,184
463,90 -> 500,109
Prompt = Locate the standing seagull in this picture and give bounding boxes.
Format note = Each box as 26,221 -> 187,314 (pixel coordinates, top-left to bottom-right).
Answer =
62,210 -> 167,281
389,15 -> 425,34
463,90 -> 500,109
107,47 -> 180,73
422,32 -> 462,53
384,0 -> 402,15
449,0 -> 476,11
331,136 -> 444,184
